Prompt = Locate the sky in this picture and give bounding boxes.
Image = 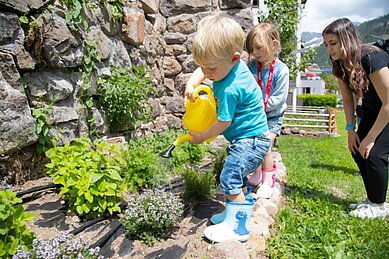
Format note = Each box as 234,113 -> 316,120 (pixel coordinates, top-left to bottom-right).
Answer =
300,0 -> 389,33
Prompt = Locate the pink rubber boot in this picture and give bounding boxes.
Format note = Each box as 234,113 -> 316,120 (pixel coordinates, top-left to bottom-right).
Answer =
256,163 -> 277,199
247,166 -> 262,187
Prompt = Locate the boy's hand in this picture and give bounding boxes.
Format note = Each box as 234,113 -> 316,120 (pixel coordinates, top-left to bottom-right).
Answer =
189,132 -> 205,144
184,67 -> 206,102
184,84 -> 195,102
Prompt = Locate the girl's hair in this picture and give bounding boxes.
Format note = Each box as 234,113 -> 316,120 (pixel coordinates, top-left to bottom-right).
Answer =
192,14 -> 245,65
322,18 -> 371,94
245,23 -> 281,65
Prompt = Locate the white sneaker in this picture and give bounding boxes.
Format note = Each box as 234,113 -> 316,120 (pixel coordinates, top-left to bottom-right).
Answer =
349,203 -> 389,219
349,198 -> 370,209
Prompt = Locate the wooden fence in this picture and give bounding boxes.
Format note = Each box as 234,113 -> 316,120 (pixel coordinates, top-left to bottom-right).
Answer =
283,106 -> 337,133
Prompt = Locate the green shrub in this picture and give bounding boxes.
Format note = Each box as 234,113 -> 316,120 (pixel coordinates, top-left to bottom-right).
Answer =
121,189 -> 184,245
298,94 -> 337,107
127,130 -> 210,175
121,147 -> 167,193
0,190 -> 35,257
183,169 -> 217,200
176,142 -> 209,164
13,234 -> 101,258
98,64 -> 155,132
45,137 -> 127,218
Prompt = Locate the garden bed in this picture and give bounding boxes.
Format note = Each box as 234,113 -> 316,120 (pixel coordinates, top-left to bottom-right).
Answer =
4,134 -> 286,258
11,176 -> 238,258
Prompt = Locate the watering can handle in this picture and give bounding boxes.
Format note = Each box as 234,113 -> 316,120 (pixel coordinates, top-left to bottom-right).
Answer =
192,85 -> 216,106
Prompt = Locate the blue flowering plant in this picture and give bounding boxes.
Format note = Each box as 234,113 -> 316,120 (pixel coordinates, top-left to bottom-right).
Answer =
13,233 -> 102,259
121,189 -> 184,245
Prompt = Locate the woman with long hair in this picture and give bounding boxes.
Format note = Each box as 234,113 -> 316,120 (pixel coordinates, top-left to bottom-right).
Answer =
322,18 -> 389,218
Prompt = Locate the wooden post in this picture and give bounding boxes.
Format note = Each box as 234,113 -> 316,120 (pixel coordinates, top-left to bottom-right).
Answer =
328,108 -> 334,133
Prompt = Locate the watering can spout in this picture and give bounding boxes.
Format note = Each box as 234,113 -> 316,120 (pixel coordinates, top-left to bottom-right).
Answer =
160,144 -> 175,158
160,134 -> 193,158
160,85 -> 217,158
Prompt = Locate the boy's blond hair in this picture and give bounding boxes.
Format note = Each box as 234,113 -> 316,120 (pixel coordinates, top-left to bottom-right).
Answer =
192,14 -> 245,65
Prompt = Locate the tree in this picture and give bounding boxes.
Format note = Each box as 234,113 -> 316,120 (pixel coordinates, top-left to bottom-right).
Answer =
320,72 -> 338,93
258,0 -> 315,80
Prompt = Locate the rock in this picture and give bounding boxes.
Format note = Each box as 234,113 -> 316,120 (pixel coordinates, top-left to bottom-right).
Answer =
216,240 -> 249,258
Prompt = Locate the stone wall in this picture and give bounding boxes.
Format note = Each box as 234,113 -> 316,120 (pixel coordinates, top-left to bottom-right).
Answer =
0,0 -> 254,156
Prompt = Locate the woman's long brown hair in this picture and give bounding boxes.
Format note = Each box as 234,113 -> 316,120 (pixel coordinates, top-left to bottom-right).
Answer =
322,18 -> 369,95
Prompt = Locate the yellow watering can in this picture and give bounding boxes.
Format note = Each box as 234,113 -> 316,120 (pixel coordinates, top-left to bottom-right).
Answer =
160,85 -> 217,158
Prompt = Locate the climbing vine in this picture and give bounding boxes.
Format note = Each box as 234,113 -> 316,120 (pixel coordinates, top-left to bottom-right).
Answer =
259,0 -> 315,80
58,0 -> 124,91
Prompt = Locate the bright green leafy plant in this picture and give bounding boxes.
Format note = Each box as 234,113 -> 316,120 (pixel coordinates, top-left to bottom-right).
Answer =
45,137 -> 127,218
121,189 -> 184,245
0,190 -> 35,257
121,147 -> 164,193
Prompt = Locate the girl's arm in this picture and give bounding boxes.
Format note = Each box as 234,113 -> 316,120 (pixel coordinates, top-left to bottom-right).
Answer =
359,67 -> 389,158
337,78 -> 360,154
189,120 -> 231,144
185,67 -> 206,101
266,66 -> 289,112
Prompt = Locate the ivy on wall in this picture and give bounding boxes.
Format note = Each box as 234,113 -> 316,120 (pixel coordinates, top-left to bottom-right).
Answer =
59,0 -> 124,92
259,0 -> 315,80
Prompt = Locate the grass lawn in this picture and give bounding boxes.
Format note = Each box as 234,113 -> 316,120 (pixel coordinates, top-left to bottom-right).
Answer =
267,110 -> 389,258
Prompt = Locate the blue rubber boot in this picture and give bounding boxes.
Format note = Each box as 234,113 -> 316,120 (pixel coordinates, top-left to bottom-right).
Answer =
210,187 -> 253,225
204,197 -> 255,243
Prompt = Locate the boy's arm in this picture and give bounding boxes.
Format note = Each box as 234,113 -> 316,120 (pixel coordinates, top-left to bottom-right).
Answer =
266,67 -> 289,112
185,67 -> 206,101
189,120 -> 231,144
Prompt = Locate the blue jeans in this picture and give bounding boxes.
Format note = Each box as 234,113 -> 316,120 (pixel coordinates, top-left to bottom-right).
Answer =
220,132 -> 271,195
267,113 -> 285,136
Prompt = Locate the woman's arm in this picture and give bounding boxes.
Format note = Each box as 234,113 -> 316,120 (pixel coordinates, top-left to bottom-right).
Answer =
359,67 -> 389,158
337,78 -> 360,154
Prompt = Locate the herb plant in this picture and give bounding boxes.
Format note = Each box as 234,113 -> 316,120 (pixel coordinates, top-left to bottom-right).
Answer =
45,137 -> 127,218
13,234 -> 102,259
121,147 -> 164,193
121,189 -> 184,245
0,190 -> 35,257
98,64 -> 155,132
183,169 -> 216,201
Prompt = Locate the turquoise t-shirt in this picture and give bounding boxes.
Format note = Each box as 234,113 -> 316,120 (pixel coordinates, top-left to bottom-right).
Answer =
212,60 -> 268,142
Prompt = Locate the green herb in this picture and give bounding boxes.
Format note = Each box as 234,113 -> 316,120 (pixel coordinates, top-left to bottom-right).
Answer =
0,190 -> 35,257
45,137 -> 127,218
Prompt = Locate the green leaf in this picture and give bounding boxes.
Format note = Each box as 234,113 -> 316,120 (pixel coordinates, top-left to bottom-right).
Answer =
81,203 -> 90,213
23,212 -> 35,222
90,173 -> 103,183
84,192 -> 93,203
19,16 -> 29,24
76,205 -> 83,215
109,170 -> 122,181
